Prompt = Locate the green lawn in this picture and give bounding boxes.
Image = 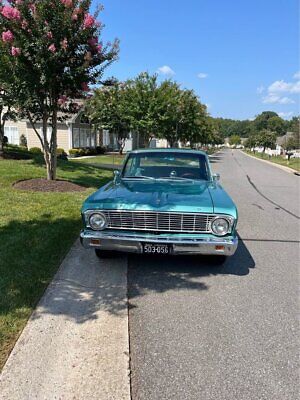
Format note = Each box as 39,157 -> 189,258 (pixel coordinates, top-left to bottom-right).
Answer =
73,154 -> 125,166
0,151 -> 112,370
244,150 -> 300,172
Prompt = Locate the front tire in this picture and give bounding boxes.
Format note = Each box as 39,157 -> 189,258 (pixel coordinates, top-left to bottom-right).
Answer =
95,249 -> 116,259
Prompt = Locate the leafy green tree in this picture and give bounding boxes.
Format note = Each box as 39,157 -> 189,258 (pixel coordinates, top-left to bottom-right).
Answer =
283,132 -> 299,151
229,135 -> 241,146
156,81 -> 211,147
244,135 -> 258,150
286,116 -> 300,135
87,84 -> 131,154
0,0 -> 118,178
267,116 -> 286,136
124,72 -> 160,145
253,111 -> 279,131
256,129 -> 277,152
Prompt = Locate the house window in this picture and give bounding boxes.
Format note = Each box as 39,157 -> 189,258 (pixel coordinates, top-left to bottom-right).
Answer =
4,126 -> 19,145
72,127 -> 95,148
103,130 -> 110,146
73,128 -> 80,148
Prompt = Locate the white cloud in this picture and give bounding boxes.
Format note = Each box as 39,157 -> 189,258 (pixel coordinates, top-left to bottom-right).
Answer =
197,72 -> 208,79
267,79 -> 300,94
256,86 -> 265,94
262,94 -> 295,104
278,111 -> 294,119
157,65 -> 175,76
293,71 -> 300,79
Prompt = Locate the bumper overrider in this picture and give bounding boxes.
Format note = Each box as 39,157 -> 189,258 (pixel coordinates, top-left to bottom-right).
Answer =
80,230 -> 238,256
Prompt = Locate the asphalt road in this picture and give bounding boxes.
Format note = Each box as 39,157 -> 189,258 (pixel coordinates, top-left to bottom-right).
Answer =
128,149 -> 299,400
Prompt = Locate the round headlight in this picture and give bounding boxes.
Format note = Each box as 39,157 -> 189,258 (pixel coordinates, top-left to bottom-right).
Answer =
211,217 -> 230,236
89,213 -> 107,230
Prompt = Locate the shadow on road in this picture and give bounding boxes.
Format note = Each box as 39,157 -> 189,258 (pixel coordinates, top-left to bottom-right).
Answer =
127,237 -> 255,305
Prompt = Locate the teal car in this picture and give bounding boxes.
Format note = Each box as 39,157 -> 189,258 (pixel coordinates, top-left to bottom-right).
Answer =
80,149 -> 238,263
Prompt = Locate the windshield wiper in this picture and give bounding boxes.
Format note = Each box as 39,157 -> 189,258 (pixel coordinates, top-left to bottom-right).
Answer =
157,176 -> 195,182
122,175 -> 156,180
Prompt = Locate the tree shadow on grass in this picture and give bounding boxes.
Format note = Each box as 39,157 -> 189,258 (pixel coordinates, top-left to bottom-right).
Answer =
31,156 -> 113,189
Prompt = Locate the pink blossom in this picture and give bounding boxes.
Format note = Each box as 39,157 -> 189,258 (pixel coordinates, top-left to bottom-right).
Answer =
58,95 -> 68,105
48,44 -> 56,53
81,82 -> 90,92
61,0 -> 73,7
46,31 -> 53,39
28,3 -> 36,14
2,30 -> 14,43
15,0 -> 23,5
83,14 -> 95,29
95,44 -> 102,53
1,6 -> 21,20
71,12 -> 78,21
21,19 -> 28,29
11,47 -> 21,56
88,37 -> 98,47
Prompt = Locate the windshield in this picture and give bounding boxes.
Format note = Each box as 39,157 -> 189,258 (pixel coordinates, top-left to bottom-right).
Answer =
122,152 -> 211,181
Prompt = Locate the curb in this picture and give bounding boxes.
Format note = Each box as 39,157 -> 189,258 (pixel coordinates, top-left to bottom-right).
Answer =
241,150 -> 299,175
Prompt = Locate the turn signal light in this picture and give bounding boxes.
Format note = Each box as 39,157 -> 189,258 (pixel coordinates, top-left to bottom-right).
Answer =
215,245 -> 225,251
91,239 -> 101,245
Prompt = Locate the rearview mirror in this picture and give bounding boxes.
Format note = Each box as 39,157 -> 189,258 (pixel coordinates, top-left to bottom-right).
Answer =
212,173 -> 220,181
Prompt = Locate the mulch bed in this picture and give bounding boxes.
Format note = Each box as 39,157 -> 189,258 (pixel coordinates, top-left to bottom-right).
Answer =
13,178 -> 86,192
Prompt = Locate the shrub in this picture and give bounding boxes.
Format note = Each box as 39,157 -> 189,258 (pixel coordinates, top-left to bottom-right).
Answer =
29,147 -> 42,154
56,148 -> 65,155
20,134 -> 28,148
96,146 -> 106,155
69,149 -> 80,157
57,148 -> 68,161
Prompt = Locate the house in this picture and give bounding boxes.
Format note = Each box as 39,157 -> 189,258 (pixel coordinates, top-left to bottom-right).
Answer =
4,109 -> 100,153
101,131 -> 168,152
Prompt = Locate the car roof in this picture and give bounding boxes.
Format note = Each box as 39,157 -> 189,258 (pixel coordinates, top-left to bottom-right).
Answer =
128,148 -> 208,156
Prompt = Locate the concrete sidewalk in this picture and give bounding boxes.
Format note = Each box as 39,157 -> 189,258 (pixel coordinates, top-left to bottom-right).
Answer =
0,241 -> 130,400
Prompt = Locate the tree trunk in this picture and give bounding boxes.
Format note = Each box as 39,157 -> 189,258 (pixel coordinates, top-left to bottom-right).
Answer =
0,107 -> 4,158
50,108 -> 57,180
0,137 -> 4,158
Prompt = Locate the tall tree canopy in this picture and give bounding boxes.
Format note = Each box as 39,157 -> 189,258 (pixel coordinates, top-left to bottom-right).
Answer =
87,83 -> 131,154
0,0 -> 118,178
87,73 -> 213,148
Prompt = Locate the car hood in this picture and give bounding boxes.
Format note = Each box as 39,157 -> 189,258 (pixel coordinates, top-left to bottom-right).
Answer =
83,179 -> 215,213
83,179 -> 237,218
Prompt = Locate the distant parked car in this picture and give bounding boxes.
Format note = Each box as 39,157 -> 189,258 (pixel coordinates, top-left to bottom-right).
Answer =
80,149 -> 238,264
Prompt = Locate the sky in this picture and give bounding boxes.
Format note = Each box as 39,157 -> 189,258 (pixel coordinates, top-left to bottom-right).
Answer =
92,0 -> 299,121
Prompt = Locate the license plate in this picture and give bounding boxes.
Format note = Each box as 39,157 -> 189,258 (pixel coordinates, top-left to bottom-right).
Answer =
143,243 -> 170,254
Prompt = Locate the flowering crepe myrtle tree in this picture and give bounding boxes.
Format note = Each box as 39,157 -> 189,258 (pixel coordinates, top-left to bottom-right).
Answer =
0,0 -> 118,179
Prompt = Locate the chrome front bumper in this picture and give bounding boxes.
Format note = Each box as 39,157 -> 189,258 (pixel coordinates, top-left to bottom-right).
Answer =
80,230 -> 238,256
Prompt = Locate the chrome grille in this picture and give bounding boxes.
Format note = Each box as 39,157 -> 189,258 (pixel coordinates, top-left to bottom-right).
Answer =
101,210 -> 216,233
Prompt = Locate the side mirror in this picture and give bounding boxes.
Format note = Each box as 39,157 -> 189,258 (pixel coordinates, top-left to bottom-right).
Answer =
114,170 -> 121,183
212,173 -> 220,181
